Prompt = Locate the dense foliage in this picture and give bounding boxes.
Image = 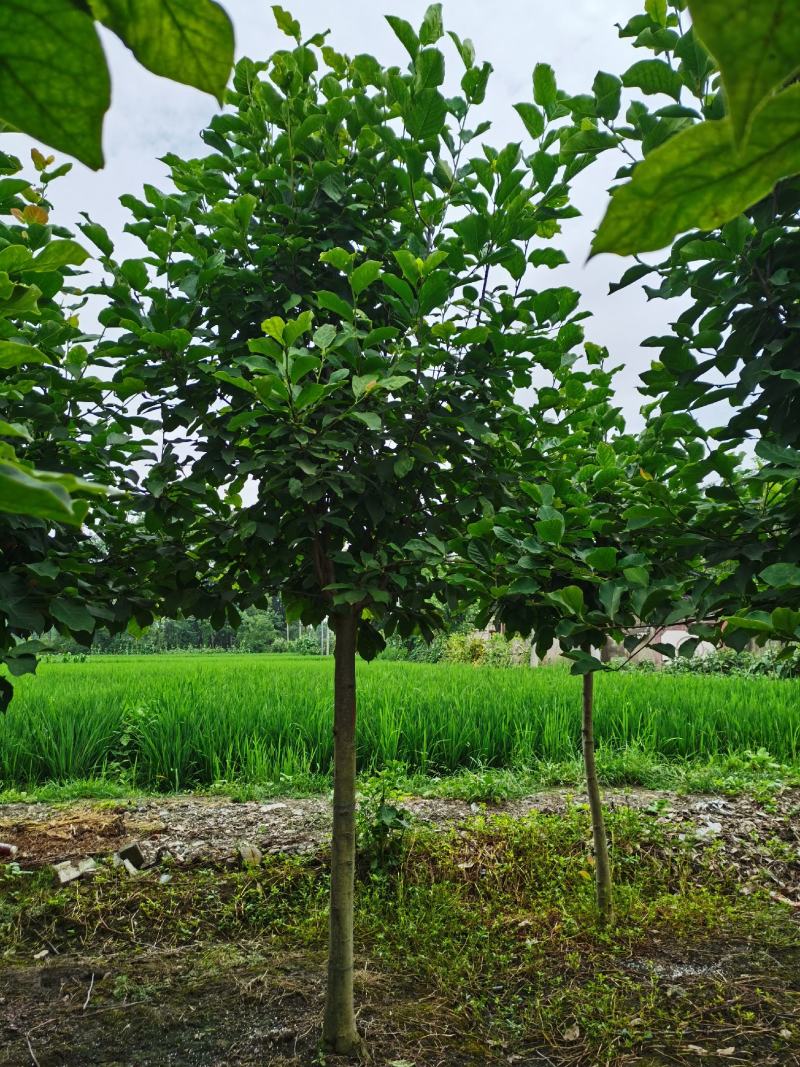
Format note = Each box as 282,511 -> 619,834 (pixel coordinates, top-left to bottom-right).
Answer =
0,154 -> 160,707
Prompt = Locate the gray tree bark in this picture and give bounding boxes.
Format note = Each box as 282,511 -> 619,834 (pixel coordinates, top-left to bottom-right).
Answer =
322,610 -> 363,1055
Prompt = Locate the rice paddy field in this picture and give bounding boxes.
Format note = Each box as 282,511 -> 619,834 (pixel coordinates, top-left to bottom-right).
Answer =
1,654 -> 798,791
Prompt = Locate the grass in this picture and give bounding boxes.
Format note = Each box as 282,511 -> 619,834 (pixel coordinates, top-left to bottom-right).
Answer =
1,807 -> 797,1064
0,654 -> 798,793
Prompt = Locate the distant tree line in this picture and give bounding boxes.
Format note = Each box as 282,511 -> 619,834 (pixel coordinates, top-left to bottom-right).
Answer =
46,601 -> 329,656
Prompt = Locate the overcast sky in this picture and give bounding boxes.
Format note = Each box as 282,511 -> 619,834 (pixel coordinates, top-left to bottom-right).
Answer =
8,0 -> 683,428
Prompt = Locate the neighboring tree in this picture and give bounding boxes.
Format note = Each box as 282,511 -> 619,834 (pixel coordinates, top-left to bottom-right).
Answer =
0,0 -> 234,169
592,0 -> 800,253
570,1 -> 800,653
0,152 -> 158,704
92,6 -> 597,1052
449,353 -> 701,923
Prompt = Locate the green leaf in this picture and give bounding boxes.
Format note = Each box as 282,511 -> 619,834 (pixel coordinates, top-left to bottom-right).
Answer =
583,546 -> 618,571
689,0 -> 800,144
535,515 -> 564,544
350,260 -> 382,298
284,310 -> 313,347
623,566 -> 649,587
405,89 -> 447,140
78,217 -> 114,256
351,411 -> 382,431
0,420 -> 32,441
271,4 -> 301,40
592,84 -> 800,255
0,342 -> 48,369
91,0 -> 233,101
0,462 -> 86,524
419,4 -> 444,46
32,240 -> 90,271
645,0 -> 668,26
418,272 -> 451,315
50,597 -> 96,633
313,324 -> 337,350
533,63 -> 557,113
760,562 -> 800,587
724,613 -> 775,634
415,48 -> 445,91
319,247 -> 354,273
262,316 -> 286,342
386,16 -> 419,58
0,0 -> 110,169
316,290 -> 353,322
120,258 -> 149,291
548,585 -> 585,616
514,102 -> 545,140
568,650 -> 604,675
592,71 -> 622,120
289,353 -> 320,382
508,577 -> 540,595
622,59 -> 683,101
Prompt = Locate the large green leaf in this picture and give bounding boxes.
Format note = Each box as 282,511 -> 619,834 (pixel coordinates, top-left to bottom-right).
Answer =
405,89 -> 447,139
592,84 -> 800,255
0,0 -> 110,170
0,461 -> 87,524
689,0 -> 800,144
0,342 -> 48,369
90,0 -> 235,103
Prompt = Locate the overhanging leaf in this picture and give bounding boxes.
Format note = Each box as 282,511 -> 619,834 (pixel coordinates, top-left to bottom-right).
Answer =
689,0 -> 800,144
592,84 -> 800,255
89,0 -> 235,103
0,462 -> 86,524
0,0 -> 109,169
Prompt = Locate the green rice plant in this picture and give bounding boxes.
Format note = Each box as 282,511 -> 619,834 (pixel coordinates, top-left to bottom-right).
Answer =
0,655 -> 797,790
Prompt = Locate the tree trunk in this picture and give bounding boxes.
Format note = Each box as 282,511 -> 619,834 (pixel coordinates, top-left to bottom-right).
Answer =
322,610 -> 363,1056
582,671 -> 613,925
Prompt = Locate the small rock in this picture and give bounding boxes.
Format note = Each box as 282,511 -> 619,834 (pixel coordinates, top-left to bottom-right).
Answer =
0,843 -> 18,859
159,873 -> 172,885
53,858 -> 97,884
260,803 -> 288,814
238,842 -> 262,867
118,842 -> 145,869
33,949 -> 49,960
122,858 -> 142,878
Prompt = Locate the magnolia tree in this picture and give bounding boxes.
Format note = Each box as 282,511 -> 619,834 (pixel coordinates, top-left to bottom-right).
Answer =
91,6 -> 597,1051
448,346 -> 701,922
572,0 -> 800,653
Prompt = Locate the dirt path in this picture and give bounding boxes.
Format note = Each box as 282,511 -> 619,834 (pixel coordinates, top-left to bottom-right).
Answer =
1,787 -> 798,904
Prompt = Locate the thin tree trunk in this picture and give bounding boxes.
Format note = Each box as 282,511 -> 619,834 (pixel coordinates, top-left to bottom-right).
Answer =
582,671 -> 613,925
322,610 -> 363,1056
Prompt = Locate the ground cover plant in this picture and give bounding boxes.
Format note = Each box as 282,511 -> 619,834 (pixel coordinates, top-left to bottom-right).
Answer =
1,655 -> 798,792
0,804 -> 797,1066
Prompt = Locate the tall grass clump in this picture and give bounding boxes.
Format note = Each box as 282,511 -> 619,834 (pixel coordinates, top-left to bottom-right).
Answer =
0,655 -> 797,790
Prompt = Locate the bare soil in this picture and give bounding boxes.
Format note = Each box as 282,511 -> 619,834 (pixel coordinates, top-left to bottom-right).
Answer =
1,787 -> 798,904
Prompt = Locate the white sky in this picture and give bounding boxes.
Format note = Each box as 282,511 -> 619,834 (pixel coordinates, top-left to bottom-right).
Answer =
6,0 -> 684,428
